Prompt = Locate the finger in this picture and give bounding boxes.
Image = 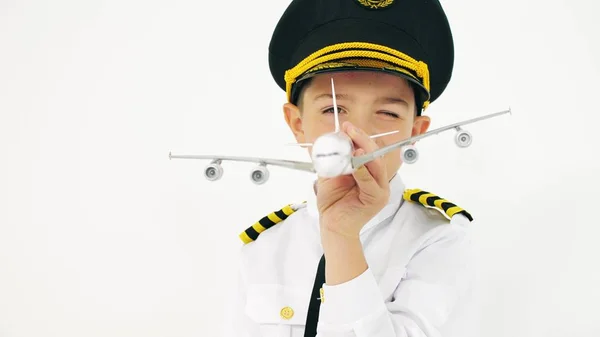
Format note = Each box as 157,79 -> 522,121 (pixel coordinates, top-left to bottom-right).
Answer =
343,122 -> 387,188
342,121 -> 377,152
351,148 -> 386,203
315,175 -> 354,213
346,123 -> 386,189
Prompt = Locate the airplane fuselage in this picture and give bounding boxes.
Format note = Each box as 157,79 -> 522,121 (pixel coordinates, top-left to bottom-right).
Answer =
310,131 -> 354,178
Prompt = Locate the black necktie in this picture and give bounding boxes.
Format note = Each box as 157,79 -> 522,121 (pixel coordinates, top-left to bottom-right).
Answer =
304,254 -> 326,337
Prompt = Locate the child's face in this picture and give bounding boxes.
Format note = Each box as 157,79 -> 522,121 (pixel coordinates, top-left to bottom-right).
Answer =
283,70 -> 431,180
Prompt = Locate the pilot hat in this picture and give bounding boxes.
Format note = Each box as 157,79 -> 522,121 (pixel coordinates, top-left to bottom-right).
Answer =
268,0 -> 455,114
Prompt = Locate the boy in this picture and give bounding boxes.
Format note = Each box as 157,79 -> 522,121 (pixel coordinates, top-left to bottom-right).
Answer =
226,0 -> 475,336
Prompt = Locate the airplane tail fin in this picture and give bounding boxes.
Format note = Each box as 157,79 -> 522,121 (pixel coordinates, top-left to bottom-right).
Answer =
331,78 -> 340,133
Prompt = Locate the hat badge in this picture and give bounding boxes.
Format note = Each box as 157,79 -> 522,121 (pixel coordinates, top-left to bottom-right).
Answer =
355,0 -> 394,9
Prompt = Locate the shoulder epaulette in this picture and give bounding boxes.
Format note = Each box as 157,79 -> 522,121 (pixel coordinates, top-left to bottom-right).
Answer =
403,189 -> 473,222
239,202 -> 306,244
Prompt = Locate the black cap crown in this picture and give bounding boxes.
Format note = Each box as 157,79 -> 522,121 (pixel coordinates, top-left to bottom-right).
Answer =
268,0 -> 454,112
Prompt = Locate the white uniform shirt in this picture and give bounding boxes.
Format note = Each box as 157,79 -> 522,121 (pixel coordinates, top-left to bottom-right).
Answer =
225,174 -> 476,337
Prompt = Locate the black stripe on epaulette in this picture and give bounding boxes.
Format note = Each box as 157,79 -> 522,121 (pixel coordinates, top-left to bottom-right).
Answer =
403,188 -> 473,222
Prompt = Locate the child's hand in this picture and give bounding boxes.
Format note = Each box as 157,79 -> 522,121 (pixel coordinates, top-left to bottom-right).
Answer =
316,121 -> 391,239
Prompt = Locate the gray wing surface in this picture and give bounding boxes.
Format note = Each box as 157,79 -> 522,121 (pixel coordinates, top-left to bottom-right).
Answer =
351,108 -> 511,168
169,153 -> 315,173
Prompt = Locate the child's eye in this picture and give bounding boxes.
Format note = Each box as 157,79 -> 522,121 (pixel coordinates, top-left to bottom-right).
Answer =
379,111 -> 400,118
322,107 -> 346,114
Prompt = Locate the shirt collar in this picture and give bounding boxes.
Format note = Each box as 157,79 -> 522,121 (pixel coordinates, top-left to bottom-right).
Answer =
305,173 -> 405,235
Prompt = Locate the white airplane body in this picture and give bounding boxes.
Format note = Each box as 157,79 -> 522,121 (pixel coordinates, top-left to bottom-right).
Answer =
170,78 -> 511,184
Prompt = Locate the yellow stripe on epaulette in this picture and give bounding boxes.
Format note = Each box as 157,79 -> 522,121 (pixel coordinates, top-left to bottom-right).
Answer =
403,189 -> 473,222
239,203 -> 305,244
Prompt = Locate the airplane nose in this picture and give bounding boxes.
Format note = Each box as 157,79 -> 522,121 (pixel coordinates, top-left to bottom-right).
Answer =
310,133 -> 353,178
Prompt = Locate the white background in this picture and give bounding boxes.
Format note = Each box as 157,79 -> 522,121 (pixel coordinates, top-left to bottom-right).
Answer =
1,0 -> 599,336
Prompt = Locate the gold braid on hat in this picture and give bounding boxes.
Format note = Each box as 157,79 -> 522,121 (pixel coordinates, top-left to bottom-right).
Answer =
284,42 -> 430,110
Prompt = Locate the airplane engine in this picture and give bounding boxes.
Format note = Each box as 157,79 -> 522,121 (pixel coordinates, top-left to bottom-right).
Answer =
401,145 -> 419,164
204,162 -> 223,181
250,165 -> 269,185
455,129 -> 473,148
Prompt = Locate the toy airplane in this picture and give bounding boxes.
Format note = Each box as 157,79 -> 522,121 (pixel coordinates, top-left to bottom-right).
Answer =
169,78 -> 511,184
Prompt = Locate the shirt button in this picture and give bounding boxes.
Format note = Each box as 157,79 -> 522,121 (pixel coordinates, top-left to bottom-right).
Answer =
280,306 -> 294,319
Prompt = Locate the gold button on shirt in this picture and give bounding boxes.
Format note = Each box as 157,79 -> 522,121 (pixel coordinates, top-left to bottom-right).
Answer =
280,306 -> 294,320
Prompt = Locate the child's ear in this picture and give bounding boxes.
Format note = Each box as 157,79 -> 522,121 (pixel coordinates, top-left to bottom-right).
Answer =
411,115 -> 431,141
283,102 -> 305,142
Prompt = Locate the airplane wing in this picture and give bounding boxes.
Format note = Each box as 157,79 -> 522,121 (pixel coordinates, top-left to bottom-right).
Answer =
169,153 -> 316,173
351,108 -> 511,168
